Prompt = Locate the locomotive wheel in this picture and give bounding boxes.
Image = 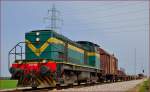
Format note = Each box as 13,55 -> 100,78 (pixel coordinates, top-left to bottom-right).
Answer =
90,73 -> 98,84
77,81 -> 81,85
31,77 -> 38,89
56,84 -> 62,90
68,83 -> 73,88
63,70 -> 77,85
10,67 -> 23,79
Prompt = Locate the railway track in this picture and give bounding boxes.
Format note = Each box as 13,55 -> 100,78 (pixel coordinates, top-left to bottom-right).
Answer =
1,81 -> 122,92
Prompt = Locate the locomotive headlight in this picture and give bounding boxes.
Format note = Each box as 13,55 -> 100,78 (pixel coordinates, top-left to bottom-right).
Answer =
18,60 -> 23,64
36,32 -> 40,36
42,59 -> 47,63
36,37 -> 40,42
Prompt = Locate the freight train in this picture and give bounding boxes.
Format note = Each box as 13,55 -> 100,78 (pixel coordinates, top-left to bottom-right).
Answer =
9,30 -> 135,88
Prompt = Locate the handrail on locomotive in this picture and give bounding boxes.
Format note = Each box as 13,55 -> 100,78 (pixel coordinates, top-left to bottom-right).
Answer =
8,42 -> 24,70
8,41 -> 64,70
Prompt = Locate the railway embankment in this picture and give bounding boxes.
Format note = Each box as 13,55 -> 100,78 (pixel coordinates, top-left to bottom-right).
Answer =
127,78 -> 150,92
137,78 -> 150,92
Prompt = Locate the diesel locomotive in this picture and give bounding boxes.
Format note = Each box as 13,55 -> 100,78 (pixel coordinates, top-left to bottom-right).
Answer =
9,30 -> 104,88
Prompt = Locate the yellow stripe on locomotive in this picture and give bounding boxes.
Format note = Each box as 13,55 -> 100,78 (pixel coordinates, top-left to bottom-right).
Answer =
25,30 -> 100,69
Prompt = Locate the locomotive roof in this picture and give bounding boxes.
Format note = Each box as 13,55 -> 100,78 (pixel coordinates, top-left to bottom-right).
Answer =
27,30 -> 90,51
30,29 -> 53,32
76,41 -> 100,47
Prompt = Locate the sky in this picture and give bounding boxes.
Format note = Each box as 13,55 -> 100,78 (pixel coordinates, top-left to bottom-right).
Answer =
0,1 -> 149,77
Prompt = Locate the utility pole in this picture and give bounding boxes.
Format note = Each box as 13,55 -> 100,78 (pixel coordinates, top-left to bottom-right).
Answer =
149,0 -> 150,79
50,4 -> 57,30
43,4 -> 63,33
134,48 -> 137,80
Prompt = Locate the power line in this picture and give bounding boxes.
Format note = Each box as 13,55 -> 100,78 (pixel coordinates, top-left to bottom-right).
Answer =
82,13 -> 148,24
74,17 -> 148,26
66,2 -> 147,15
64,9 -> 148,30
101,29 -> 148,34
64,28 -> 148,36
73,23 -> 148,33
64,18 -> 148,32
98,23 -> 148,30
76,8 -> 147,21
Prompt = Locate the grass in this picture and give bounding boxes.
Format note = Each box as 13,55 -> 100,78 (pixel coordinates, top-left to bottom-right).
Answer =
138,79 -> 150,92
0,80 -> 18,90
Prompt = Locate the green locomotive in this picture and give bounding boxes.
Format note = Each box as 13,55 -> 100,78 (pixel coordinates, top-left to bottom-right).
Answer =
9,29 -> 101,88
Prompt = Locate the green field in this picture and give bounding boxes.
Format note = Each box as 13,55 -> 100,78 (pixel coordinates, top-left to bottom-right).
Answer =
0,80 -> 18,89
139,79 -> 150,92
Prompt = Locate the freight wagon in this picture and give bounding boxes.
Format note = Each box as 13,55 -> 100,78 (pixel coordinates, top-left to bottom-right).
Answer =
99,48 -> 118,82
